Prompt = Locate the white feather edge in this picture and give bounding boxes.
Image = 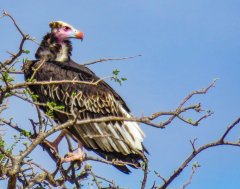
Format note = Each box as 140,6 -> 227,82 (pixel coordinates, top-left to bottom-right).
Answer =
71,99 -> 145,156
119,103 -> 145,151
92,100 -> 145,155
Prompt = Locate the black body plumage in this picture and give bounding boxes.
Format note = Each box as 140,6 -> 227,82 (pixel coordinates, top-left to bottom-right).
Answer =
23,31 -> 146,174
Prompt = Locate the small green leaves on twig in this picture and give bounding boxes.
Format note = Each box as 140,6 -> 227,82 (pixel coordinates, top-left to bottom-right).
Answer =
21,130 -> 32,138
46,102 -> 65,111
46,102 -> 65,118
111,69 -> 127,86
0,71 -> 15,83
23,89 -> 38,101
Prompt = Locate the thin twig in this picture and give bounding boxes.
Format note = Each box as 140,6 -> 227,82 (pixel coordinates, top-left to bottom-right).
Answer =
29,58 -> 46,81
190,138 -> 197,152
90,171 -> 102,189
181,166 -> 198,189
83,54 -> 142,66
154,170 -> 167,184
94,173 -> 117,188
141,158 -> 149,189
2,10 -> 25,37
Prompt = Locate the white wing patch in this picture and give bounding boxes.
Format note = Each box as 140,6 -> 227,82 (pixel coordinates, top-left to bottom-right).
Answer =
91,99 -> 145,155
118,103 -> 145,152
73,95 -> 145,155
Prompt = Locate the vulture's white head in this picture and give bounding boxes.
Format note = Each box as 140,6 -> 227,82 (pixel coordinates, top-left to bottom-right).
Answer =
49,21 -> 84,42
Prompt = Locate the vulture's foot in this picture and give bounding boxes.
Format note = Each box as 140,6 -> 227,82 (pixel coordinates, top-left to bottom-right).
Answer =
61,143 -> 84,163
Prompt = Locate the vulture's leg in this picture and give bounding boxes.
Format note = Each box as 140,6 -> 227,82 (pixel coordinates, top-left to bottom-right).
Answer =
46,130 -> 67,153
61,142 -> 84,163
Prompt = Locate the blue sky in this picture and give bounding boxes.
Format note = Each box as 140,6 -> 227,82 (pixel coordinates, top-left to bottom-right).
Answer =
1,0 -> 240,188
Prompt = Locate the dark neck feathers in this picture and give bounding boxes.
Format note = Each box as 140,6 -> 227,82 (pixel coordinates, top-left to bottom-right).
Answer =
35,33 -> 72,62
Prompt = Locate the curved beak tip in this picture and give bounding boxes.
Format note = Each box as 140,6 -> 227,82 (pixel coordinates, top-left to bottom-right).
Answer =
75,31 -> 84,41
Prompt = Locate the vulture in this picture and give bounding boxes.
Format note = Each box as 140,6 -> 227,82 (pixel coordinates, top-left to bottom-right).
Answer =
23,21 -> 147,173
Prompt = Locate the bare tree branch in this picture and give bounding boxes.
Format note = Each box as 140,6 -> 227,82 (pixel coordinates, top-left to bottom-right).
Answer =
159,116 -> 240,189
1,10 -> 36,67
83,54 -> 142,66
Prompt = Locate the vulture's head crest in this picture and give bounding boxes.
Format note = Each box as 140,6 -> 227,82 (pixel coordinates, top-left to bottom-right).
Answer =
49,21 -> 84,42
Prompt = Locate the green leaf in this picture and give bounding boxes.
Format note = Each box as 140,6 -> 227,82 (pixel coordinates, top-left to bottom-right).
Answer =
45,101 -> 65,118
188,118 -> 193,123
22,57 -> 28,63
0,139 -> 6,148
23,142 -> 28,147
46,101 -> 56,108
121,77 -> 127,81
23,89 -> 38,101
31,94 -> 39,101
26,78 -> 34,82
22,49 -> 30,54
2,71 -> 14,82
21,130 -> 32,138
71,91 -> 77,97
46,109 -> 54,118
111,76 -> 122,85
112,69 -> 120,75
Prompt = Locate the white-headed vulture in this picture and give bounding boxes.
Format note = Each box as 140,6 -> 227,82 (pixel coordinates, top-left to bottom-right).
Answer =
23,21 -> 147,174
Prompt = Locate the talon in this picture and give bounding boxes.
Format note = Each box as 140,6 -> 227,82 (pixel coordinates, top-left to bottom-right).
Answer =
61,143 -> 84,163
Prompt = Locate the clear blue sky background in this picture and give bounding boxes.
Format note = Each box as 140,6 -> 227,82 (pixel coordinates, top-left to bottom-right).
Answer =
1,0 -> 240,188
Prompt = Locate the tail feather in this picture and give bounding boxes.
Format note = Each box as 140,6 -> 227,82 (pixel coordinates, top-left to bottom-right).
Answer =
93,148 -> 146,174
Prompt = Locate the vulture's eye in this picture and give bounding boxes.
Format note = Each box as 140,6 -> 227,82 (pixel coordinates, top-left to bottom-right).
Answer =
63,26 -> 70,31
